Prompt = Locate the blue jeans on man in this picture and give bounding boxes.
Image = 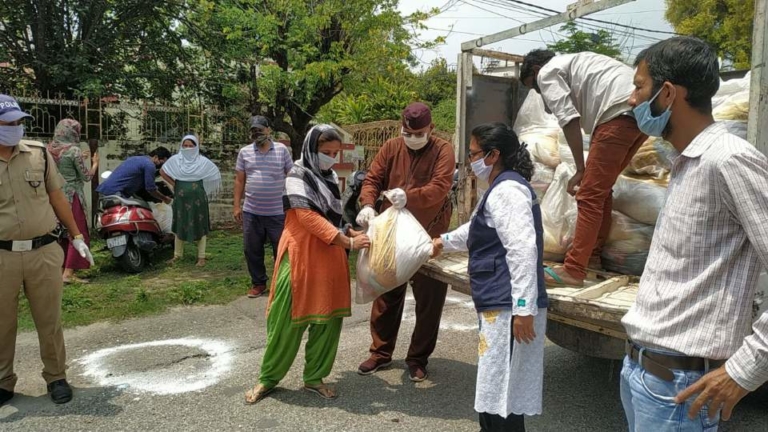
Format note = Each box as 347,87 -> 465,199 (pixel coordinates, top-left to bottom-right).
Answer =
243,212 -> 285,295
621,346 -> 720,432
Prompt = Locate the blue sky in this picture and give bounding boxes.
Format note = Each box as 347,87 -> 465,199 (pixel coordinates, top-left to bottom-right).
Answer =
398,0 -> 675,69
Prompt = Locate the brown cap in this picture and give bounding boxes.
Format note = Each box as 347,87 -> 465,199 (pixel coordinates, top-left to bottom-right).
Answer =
401,102 -> 432,130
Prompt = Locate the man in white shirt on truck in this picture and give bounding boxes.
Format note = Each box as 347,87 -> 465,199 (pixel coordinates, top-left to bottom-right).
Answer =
521,50 -> 647,287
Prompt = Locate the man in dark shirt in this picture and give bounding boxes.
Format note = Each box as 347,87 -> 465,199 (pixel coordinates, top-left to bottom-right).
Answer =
97,147 -> 172,204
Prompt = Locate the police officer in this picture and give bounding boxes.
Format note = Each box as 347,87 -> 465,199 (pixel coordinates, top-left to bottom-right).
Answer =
0,95 -> 94,407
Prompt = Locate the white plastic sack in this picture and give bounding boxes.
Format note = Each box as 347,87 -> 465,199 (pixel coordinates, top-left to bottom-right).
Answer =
612,176 -> 668,226
355,207 -> 434,304
722,120 -> 748,140
520,132 -> 560,168
540,163 -> 578,261
150,202 -> 173,234
755,271 -> 768,321
626,137 -> 677,179
513,91 -> 560,137
601,211 -> 654,276
531,162 -> 555,198
713,90 -> 750,121
712,72 -> 750,112
559,144 -> 590,169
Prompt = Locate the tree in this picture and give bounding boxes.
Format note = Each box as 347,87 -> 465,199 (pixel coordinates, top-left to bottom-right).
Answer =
188,0 -> 427,155
547,21 -> 622,59
0,1 -> 199,99
665,0 -> 754,70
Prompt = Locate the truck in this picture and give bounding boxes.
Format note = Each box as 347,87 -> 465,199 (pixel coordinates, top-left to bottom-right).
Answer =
418,0 -> 768,360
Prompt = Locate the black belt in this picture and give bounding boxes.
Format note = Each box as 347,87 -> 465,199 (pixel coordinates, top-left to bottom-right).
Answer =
0,234 -> 58,252
626,341 -> 725,382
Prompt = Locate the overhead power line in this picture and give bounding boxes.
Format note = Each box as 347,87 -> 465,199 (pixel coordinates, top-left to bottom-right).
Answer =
502,0 -> 680,36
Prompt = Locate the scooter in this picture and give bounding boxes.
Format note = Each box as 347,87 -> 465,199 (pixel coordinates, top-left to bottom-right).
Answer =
97,171 -> 174,273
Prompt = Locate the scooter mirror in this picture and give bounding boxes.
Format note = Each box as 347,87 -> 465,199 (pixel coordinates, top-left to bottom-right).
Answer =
101,170 -> 112,179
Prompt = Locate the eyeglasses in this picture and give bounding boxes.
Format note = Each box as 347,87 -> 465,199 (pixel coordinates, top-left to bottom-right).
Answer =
401,128 -> 428,139
467,150 -> 485,162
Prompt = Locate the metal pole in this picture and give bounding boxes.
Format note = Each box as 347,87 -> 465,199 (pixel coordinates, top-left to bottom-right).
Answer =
461,0 -> 635,51
748,0 -> 768,155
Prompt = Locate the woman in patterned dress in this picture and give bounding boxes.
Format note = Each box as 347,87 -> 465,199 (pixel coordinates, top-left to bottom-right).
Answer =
48,119 -> 99,284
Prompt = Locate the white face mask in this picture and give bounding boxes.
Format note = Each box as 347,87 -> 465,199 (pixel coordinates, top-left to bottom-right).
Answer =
0,125 -> 24,147
404,135 -> 429,150
470,154 -> 492,182
180,147 -> 198,161
318,153 -> 336,171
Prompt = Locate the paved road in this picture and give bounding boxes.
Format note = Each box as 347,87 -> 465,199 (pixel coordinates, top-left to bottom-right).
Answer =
1,289 -> 766,431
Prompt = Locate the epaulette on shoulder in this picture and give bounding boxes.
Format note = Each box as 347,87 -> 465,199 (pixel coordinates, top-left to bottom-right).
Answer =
20,139 -> 45,147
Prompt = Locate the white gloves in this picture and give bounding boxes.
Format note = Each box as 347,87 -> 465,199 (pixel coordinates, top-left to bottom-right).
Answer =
356,206 -> 378,228
384,188 -> 407,210
72,238 -> 95,266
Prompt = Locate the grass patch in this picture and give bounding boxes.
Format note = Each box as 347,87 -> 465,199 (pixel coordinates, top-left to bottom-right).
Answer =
18,230 -> 260,331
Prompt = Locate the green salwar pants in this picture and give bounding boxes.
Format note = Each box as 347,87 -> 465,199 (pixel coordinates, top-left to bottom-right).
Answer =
258,256 -> 343,388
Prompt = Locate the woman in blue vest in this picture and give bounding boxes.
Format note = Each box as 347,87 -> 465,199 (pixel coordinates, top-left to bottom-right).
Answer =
432,122 -> 548,432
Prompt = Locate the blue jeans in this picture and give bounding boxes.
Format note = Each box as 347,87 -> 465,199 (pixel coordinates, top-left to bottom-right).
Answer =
621,351 -> 720,432
243,212 -> 285,287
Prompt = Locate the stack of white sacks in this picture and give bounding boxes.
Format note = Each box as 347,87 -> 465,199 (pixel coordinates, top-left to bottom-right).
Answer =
512,74 -> 752,276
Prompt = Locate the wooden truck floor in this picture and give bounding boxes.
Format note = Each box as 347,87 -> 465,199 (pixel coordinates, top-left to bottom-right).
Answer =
420,252 -> 638,359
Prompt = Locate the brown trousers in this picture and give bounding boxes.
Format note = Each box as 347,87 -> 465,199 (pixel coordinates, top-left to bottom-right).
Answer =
563,116 -> 647,280
369,272 -> 448,367
0,242 -> 67,391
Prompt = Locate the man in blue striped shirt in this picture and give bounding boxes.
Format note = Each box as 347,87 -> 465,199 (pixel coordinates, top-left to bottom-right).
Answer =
233,116 -> 293,298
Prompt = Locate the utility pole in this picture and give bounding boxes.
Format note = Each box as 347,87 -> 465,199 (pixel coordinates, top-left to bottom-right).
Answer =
748,0 -> 767,156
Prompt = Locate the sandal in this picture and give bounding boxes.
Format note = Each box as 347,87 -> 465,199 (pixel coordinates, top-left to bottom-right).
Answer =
244,384 -> 274,405
196,258 -> 206,267
303,383 -> 337,400
63,276 -> 90,285
544,267 -> 583,288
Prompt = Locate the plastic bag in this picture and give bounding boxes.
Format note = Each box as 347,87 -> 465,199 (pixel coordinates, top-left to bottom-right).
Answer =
601,211 -> 654,276
514,91 -> 561,168
612,176 -> 668,226
540,163 -> 578,261
520,132 -> 560,168
531,162 -> 555,198
626,137 -> 676,179
149,202 -> 173,234
713,90 -> 750,121
513,90 -> 560,137
755,271 -> 768,321
355,207 -> 434,304
558,144 -> 590,169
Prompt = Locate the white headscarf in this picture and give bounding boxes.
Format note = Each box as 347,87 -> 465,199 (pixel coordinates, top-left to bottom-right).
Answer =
161,135 -> 222,199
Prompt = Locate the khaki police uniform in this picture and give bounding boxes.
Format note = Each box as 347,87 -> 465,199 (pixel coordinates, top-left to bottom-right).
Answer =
0,139 -> 67,392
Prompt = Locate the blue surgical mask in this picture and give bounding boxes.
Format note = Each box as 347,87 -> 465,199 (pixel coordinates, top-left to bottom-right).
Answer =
633,87 -> 673,137
0,125 -> 24,147
471,154 -> 493,182
318,153 -> 336,171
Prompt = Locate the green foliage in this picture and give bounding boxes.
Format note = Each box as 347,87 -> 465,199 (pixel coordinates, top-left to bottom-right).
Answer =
186,0 -> 435,154
319,58 -> 457,132
547,22 -> 622,59
0,0 -> 198,99
665,0 -> 754,70
432,98 -> 456,133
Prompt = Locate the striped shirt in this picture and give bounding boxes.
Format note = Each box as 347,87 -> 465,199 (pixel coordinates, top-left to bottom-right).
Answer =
622,122 -> 768,391
236,141 -> 293,216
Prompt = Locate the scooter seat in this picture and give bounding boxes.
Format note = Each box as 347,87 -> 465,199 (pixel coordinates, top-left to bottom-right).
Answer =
100,195 -> 152,210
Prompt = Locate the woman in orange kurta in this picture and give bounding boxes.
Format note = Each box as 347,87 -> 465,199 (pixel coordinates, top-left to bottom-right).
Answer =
245,125 -> 371,404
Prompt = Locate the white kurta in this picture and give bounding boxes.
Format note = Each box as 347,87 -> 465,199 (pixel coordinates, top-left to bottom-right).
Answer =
441,179 -> 546,417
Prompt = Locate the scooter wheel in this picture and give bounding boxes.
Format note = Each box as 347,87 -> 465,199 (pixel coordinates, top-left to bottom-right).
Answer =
119,241 -> 146,273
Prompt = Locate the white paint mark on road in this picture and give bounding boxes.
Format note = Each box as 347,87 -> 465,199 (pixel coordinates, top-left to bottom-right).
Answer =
403,295 -> 478,332
78,338 -> 234,395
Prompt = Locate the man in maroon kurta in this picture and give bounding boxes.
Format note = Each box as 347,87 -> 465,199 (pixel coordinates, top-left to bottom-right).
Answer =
356,102 -> 456,382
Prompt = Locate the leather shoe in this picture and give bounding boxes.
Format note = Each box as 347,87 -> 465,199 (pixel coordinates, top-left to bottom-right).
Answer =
0,388 -> 13,406
47,379 -> 73,404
